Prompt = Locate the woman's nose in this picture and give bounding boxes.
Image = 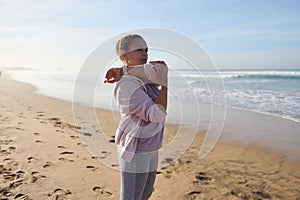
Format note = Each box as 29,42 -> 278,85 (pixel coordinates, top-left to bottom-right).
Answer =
142,49 -> 148,55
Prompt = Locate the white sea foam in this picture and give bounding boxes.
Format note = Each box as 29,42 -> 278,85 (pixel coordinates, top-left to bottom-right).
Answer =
170,69 -> 300,123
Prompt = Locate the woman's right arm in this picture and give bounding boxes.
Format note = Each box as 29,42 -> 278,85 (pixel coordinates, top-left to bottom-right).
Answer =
151,61 -> 168,111
128,62 -> 168,111
115,80 -> 167,123
111,62 -> 168,113
104,61 -> 168,84
154,86 -> 168,111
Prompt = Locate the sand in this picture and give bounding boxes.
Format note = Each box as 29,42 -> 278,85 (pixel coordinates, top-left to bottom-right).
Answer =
0,72 -> 300,200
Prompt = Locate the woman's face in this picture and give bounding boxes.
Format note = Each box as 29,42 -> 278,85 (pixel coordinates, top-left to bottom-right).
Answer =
123,38 -> 148,66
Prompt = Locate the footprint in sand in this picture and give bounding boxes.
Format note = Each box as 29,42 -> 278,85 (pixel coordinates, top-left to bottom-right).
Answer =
66,123 -> 82,130
92,151 -> 112,160
86,165 -> 100,172
0,139 -> 13,145
10,179 -> 23,189
31,171 -> 47,183
53,188 -> 72,200
27,157 -> 38,164
60,151 -> 74,155
2,190 -> 13,198
54,121 -> 62,127
35,140 -> 45,143
17,112 -> 25,117
70,135 -> 79,139
0,149 -> 10,155
14,193 -> 29,199
6,160 -> 18,170
49,117 -> 60,121
43,161 -> 54,168
156,169 -> 174,179
16,170 -> 25,179
108,139 -> 115,143
3,173 -> 16,181
186,160 -> 192,164
8,146 -> 16,151
195,172 -> 212,182
58,157 -> 74,163
31,171 -> 39,176
101,150 -> 111,157
185,191 -> 201,199
48,118 -> 64,128
3,157 -> 13,162
17,114 -> 26,118
57,145 -> 65,149
93,186 -> 113,197
82,132 -> 92,137
111,164 -> 119,168
33,132 -> 40,136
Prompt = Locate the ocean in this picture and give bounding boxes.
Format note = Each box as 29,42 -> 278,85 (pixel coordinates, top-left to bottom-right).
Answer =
6,68 -> 300,160
177,69 -> 300,123
9,68 -> 300,123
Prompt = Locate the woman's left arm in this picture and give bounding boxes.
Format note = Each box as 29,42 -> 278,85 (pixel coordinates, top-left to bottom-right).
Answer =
104,61 -> 166,83
104,65 -> 145,83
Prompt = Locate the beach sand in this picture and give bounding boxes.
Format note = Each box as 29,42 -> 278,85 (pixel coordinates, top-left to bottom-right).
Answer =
0,72 -> 300,199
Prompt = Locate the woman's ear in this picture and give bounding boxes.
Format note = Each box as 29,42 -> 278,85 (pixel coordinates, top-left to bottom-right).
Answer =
120,50 -> 126,60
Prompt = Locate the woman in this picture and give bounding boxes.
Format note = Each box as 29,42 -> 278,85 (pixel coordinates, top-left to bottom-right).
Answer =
105,34 -> 168,200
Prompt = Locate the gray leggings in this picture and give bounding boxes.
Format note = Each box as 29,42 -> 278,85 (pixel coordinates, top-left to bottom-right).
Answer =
119,151 -> 158,200
121,170 -> 157,200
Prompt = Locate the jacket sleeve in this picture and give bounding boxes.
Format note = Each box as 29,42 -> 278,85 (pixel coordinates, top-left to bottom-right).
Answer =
144,63 -> 168,86
115,79 -> 166,123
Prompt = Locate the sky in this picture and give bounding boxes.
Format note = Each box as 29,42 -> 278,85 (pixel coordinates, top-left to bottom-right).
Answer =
0,0 -> 300,70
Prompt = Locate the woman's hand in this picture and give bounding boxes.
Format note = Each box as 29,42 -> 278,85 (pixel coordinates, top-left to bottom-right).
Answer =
104,67 -> 122,83
149,61 -> 168,87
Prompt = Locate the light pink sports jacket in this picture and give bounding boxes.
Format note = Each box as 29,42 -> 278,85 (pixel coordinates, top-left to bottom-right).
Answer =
114,66 -> 167,162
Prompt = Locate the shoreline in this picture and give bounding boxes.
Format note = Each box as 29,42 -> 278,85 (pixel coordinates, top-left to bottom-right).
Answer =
1,72 -> 300,199
6,69 -> 300,162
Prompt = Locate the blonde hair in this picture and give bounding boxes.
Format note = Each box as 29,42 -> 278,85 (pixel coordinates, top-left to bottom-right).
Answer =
116,34 -> 144,61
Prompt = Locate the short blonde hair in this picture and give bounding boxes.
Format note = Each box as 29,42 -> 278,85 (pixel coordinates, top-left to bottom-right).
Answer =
115,34 -> 144,61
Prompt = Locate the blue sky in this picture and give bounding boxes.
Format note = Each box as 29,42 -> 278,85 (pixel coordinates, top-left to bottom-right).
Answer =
0,0 -> 300,69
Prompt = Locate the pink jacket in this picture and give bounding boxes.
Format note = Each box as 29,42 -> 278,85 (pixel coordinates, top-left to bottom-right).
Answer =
114,74 -> 166,162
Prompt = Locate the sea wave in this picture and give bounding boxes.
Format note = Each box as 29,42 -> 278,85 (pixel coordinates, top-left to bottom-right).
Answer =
232,74 -> 300,80
172,70 -> 300,80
